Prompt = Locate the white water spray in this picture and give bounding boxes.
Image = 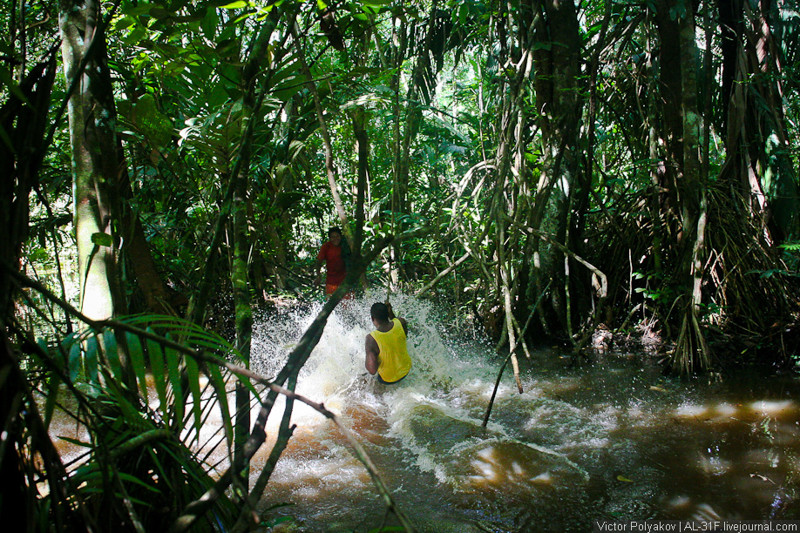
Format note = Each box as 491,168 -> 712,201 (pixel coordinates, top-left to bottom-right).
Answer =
250,291 -> 478,424
249,291 -> 588,494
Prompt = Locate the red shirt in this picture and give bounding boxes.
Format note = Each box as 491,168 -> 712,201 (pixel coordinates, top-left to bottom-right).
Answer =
317,241 -> 346,285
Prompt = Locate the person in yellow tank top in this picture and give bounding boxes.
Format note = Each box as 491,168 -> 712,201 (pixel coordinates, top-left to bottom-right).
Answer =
365,302 -> 411,384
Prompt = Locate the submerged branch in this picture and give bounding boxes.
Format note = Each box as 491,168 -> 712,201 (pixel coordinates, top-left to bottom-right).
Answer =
482,351 -> 512,428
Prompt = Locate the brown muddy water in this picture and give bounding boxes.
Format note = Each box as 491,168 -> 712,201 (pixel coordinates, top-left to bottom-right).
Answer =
49,293 -> 800,532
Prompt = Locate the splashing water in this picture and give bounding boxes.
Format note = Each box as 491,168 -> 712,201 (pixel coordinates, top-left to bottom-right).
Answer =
244,291 -> 800,531
40,290 -> 800,530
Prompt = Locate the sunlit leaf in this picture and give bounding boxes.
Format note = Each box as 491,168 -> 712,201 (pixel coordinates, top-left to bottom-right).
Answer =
146,331 -> 169,417
91,232 -> 113,247
128,332 -> 149,400
207,364 -> 234,446
130,94 -> 173,147
113,15 -> 136,31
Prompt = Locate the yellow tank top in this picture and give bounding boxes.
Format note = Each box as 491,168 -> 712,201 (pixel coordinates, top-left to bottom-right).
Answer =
370,318 -> 412,383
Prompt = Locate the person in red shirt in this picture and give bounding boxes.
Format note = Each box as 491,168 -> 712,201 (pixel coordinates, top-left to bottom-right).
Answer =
314,227 -> 349,295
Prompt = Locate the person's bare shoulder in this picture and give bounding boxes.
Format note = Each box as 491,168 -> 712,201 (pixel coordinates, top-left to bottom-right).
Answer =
366,331 -> 378,346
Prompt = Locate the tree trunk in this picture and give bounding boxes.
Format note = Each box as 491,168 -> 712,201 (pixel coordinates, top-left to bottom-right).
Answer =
718,0 -> 799,241
526,0 -> 585,338
59,0 -> 124,323
653,0 -> 710,373
119,164 -> 179,315
230,14 -> 281,490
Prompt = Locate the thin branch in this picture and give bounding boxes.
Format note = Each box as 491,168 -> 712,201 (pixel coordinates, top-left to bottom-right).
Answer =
504,215 -> 608,299
416,252 -> 470,296
290,21 -> 352,247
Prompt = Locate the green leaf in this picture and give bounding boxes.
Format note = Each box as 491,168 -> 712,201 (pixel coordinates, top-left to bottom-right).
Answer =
237,374 -> 260,400
0,65 -> 31,106
57,436 -> 92,448
201,8 -> 218,39
68,341 -> 82,382
61,329 -> 80,359
113,15 -> 136,31
220,0 -> 248,7
43,374 -> 61,429
36,337 -> 49,354
185,354 -> 203,440
145,447 -> 174,491
85,335 -> 100,386
128,332 -> 149,400
130,94 -> 173,147
91,232 -> 113,247
0,123 -> 14,153
262,515 -> 297,528
115,393 -> 143,427
104,330 -> 122,382
149,6 -> 171,18
166,341 -> 184,425
121,26 -> 148,46
207,364 -> 234,446
146,331 -> 169,417
117,472 -> 161,494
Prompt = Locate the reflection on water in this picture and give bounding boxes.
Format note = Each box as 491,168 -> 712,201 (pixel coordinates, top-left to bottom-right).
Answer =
46,292 -> 800,531
248,292 -> 800,531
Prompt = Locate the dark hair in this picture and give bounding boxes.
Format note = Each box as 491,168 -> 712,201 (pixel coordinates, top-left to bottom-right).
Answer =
370,302 -> 389,322
328,227 -> 342,236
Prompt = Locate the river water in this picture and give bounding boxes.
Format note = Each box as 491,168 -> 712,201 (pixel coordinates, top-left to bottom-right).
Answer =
246,293 -> 800,532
